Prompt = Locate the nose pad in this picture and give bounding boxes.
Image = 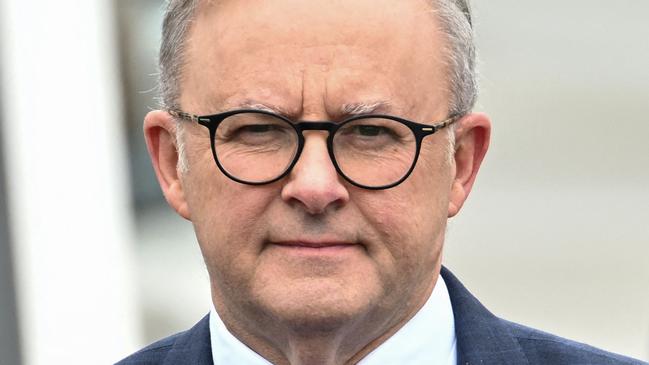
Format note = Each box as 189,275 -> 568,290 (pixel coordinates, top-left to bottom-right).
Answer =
280,132 -> 349,214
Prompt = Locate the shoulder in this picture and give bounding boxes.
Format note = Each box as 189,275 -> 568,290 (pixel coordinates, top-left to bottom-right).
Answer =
504,319 -> 647,365
440,267 -> 647,365
115,332 -> 185,364
114,314 -> 212,365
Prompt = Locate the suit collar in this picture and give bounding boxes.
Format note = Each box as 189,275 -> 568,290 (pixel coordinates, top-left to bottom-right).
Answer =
161,314 -> 213,365
441,266 -> 530,365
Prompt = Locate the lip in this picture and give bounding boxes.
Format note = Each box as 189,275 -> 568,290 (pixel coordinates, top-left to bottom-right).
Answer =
268,240 -> 361,257
272,240 -> 356,249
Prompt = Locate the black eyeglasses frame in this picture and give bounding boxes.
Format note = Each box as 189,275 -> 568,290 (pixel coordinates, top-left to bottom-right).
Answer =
168,108 -> 461,190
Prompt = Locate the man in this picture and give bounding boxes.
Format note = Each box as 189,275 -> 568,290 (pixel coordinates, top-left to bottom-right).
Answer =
118,0 -> 646,364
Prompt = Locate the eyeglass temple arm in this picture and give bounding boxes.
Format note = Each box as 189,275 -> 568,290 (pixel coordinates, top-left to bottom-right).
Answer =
168,109 -> 200,123
429,114 -> 462,132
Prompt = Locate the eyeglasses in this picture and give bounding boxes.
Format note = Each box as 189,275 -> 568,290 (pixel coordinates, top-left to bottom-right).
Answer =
169,109 -> 460,190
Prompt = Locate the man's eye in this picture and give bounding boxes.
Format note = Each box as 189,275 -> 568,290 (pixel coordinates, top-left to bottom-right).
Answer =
349,125 -> 399,138
222,123 -> 294,147
230,124 -> 283,137
354,125 -> 384,136
241,124 -> 274,133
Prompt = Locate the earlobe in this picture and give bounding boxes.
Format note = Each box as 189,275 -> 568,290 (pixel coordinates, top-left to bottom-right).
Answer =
447,112 -> 491,218
143,110 -> 191,220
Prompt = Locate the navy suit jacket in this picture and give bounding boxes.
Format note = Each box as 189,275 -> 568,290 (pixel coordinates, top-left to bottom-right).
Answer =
117,267 -> 647,364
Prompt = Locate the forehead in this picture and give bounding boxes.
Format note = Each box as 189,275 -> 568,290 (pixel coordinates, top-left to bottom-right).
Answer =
182,0 -> 450,117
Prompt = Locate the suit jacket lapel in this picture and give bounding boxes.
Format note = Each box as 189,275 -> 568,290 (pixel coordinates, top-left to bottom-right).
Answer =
161,315 -> 213,365
441,267 -> 530,365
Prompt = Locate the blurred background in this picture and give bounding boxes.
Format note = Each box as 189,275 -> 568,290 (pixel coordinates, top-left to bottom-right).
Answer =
0,0 -> 647,364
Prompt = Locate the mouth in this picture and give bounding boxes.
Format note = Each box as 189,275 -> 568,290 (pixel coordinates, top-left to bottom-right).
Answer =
269,240 -> 362,256
275,240 -> 355,248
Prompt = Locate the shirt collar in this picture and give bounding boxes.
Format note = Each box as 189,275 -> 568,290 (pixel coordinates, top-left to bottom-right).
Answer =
358,275 -> 457,364
209,304 -> 270,365
209,276 -> 456,365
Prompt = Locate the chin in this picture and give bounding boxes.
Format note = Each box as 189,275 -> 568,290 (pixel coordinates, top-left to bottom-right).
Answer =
253,276 -> 382,334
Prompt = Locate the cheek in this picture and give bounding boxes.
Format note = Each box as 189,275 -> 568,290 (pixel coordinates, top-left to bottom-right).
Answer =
182,164 -> 277,278
411,140 -> 454,209
354,153 -> 451,279
182,133 -> 271,235
357,189 -> 443,263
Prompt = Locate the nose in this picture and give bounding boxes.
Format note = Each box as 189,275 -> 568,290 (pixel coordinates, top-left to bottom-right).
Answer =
281,131 -> 350,215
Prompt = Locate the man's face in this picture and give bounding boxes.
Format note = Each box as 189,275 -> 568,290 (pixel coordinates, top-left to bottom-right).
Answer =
153,0 -> 487,347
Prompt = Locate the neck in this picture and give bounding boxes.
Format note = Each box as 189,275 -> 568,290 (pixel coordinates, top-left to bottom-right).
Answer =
214,301 -> 369,365
283,334 -> 351,365
212,272 -> 439,365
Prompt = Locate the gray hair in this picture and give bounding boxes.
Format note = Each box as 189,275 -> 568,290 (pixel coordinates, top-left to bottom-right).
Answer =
159,0 -> 198,110
432,0 -> 477,116
159,0 -> 476,169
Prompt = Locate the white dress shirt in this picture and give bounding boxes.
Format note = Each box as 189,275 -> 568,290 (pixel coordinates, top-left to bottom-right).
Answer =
210,276 -> 457,365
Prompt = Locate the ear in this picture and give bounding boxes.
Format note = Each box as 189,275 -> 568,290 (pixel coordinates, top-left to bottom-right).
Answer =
143,110 -> 191,220
447,112 -> 491,218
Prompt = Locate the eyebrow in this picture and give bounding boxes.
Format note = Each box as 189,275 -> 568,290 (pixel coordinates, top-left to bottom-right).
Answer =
236,100 -> 291,115
340,101 -> 392,116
